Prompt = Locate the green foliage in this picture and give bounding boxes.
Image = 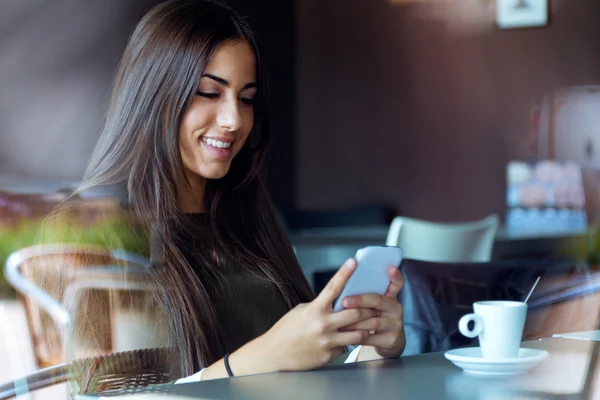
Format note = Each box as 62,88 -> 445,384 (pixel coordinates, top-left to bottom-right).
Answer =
0,216 -> 149,298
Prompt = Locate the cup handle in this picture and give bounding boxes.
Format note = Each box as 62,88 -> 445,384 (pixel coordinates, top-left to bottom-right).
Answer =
458,313 -> 483,338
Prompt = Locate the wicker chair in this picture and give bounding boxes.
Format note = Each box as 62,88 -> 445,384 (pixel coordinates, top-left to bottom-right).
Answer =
4,244 -> 155,368
0,347 -> 176,400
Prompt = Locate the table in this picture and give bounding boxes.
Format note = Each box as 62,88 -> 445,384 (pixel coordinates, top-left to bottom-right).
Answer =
77,338 -> 599,400
554,330 -> 600,341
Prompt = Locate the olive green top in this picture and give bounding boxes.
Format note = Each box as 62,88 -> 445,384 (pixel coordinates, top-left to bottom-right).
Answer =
177,213 -> 290,354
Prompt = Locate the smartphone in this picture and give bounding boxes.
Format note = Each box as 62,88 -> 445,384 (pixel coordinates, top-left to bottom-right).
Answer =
332,245 -> 403,312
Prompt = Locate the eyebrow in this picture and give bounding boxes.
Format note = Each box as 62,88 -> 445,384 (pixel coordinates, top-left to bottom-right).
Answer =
201,73 -> 257,90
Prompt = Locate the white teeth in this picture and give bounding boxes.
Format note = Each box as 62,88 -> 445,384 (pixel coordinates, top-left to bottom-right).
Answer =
202,137 -> 232,149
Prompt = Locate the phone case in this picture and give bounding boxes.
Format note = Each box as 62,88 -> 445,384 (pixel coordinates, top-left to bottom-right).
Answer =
332,245 -> 403,312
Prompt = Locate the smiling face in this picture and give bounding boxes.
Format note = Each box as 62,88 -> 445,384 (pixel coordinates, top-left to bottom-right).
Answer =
178,40 -> 257,207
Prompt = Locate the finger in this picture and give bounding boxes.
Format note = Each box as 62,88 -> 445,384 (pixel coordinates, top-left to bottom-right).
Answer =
315,258 -> 357,308
339,317 -> 400,333
328,308 -> 379,330
384,267 -> 404,298
331,330 -> 370,347
361,331 -> 400,350
343,293 -> 397,312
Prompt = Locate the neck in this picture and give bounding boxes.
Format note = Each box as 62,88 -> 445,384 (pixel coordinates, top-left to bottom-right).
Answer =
178,174 -> 207,213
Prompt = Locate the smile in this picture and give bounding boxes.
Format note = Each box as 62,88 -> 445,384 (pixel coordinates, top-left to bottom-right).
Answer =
201,137 -> 233,149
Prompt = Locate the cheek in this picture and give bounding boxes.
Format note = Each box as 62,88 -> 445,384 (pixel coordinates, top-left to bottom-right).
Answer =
178,121 -> 195,159
178,135 -> 195,174
181,102 -> 213,135
179,105 -> 211,147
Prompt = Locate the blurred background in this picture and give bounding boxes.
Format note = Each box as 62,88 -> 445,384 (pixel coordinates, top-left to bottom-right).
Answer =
1,0 -> 600,398
1,0 -> 599,220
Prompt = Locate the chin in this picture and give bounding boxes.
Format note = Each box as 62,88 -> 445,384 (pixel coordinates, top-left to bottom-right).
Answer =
199,167 -> 231,181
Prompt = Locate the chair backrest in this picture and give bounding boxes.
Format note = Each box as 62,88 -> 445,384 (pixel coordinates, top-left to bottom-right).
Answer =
70,347 -> 175,395
4,244 -> 152,368
0,347 -> 176,400
385,215 -> 499,262
399,257 -> 588,356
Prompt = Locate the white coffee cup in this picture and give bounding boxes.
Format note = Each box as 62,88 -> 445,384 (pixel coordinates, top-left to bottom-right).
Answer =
458,301 -> 527,360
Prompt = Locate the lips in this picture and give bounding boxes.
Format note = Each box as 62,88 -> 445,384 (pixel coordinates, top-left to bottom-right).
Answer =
199,136 -> 234,160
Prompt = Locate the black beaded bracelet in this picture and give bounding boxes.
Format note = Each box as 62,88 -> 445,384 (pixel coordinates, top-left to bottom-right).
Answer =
224,353 -> 235,377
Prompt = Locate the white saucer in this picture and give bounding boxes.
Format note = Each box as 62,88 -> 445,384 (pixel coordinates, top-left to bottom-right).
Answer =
444,347 -> 549,376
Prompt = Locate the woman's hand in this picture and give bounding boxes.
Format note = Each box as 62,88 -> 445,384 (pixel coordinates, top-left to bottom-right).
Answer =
259,258 -> 377,371
340,266 -> 405,358
203,261 -> 401,381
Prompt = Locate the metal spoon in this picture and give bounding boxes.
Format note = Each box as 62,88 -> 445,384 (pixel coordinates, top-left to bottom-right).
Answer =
524,276 -> 541,304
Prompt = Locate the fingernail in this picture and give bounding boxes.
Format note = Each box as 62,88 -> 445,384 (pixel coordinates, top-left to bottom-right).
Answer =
344,258 -> 356,269
343,298 -> 353,307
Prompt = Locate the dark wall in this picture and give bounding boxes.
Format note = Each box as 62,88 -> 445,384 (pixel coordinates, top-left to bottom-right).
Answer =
296,0 -> 600,221
0,0 -> 160,181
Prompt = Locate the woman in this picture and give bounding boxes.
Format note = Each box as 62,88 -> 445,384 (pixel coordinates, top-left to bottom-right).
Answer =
75,0 -> 405,381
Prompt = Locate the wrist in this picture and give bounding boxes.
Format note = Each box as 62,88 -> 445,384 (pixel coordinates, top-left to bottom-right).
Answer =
230,333 -> 282,376
252,332 -> 285,372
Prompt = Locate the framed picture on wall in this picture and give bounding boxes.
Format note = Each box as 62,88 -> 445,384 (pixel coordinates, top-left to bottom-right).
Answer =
552,86 -> 600,169
496,0 -> 548,29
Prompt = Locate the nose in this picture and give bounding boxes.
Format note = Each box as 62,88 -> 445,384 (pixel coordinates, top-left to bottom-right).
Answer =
216,98 -> 243,132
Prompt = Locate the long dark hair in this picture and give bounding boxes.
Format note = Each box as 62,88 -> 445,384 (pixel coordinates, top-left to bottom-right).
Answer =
77,0 -> 314,376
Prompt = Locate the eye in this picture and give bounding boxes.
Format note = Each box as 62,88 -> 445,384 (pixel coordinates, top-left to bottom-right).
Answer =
240,97 -> 255,106
196,91 -> 219,99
